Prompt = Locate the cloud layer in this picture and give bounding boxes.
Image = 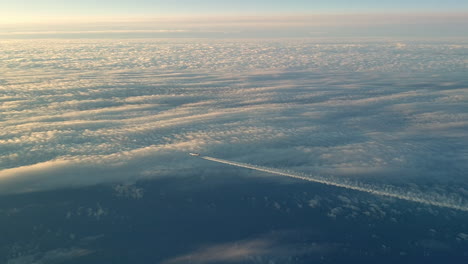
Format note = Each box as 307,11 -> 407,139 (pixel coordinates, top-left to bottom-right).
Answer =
0,39 -> 467,203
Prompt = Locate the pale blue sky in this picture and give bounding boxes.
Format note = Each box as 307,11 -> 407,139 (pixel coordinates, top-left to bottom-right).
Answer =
2,0 -> 468,17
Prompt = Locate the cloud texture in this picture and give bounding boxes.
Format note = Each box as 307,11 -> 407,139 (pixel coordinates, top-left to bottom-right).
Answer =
0,39 -> 467,203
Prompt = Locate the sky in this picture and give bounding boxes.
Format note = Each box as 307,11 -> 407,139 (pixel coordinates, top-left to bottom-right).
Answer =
1,0 -> 468,17
0,0 -> 467,38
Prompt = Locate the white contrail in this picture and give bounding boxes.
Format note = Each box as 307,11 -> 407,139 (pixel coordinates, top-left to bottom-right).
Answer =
199,155 -> 468,212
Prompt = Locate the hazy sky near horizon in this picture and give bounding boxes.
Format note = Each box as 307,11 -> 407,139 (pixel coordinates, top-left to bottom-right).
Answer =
1,0 -> 468,18
0,1 -> 467,38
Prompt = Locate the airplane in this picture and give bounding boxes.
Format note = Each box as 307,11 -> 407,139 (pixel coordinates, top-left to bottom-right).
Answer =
189,153 -> 201,156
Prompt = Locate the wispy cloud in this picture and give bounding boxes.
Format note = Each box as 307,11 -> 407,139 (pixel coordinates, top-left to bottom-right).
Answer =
162,232 -> 332,264
6,247 -> 93,264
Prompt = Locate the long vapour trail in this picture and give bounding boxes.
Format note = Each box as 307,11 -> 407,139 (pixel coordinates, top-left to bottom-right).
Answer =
199,155 -> 468,212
